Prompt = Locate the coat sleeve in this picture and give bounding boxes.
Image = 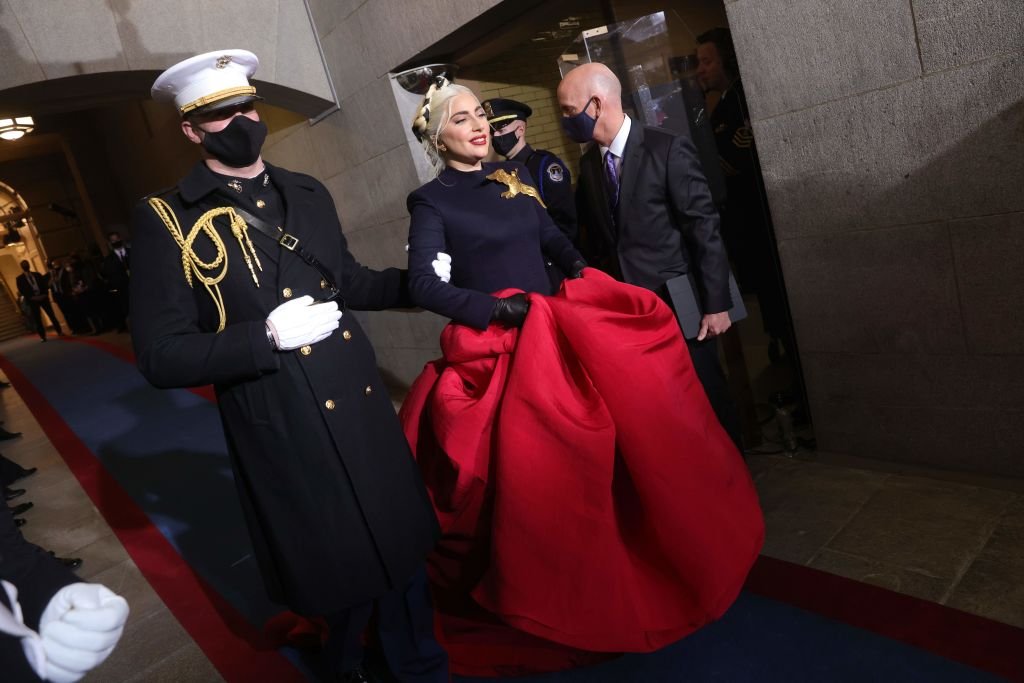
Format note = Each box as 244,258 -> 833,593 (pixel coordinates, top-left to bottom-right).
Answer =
0,503 -> 77,631
130,201 -> 280,389
665,135 -> 732,314
539,158 -> 579,243
406,191 -> 497,330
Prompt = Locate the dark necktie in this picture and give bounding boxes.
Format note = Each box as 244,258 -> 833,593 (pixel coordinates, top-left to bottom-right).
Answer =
604,149 -> 620,213
28,274 -> 38,295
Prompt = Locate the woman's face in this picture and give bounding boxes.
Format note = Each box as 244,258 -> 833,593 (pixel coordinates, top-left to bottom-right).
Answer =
437,93 -> 490,169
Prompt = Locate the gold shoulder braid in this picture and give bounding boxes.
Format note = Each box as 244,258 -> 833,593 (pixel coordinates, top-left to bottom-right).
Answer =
485,168 -> 547,209
147,198 -> 263,332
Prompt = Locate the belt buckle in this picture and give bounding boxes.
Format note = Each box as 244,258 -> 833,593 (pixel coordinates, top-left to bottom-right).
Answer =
278,233 -> 299,251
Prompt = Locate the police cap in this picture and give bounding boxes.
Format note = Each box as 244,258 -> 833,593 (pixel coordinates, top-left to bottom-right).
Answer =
482,98 -> 533,127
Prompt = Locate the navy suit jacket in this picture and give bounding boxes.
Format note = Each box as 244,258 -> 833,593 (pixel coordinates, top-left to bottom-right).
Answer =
407,161 -> 582,329
576,122 -> 732,314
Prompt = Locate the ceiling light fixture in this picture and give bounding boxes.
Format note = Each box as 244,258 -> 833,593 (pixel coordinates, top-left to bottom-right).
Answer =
0,116 -> 34,141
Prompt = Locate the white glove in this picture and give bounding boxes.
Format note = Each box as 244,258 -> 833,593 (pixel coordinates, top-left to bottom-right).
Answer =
432,252 -> 452,283
265,295 -> 342,351
38,582 -> 130,683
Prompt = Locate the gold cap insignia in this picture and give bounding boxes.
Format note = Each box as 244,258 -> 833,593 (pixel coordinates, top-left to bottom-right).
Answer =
216,55 -> 232,69
483,101 -> 494,118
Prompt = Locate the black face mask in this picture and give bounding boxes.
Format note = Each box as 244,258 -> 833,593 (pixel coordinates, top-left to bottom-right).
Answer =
110,240 -> 124,250
200,115 -> 267,168
491,129 -> 519,157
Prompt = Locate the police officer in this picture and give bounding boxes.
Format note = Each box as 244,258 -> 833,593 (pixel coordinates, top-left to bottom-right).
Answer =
483,98 -> 578,288
131,50 -> 448,683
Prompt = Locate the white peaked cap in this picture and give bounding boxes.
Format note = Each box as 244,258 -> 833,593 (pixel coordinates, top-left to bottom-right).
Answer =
151,49 -> 261,116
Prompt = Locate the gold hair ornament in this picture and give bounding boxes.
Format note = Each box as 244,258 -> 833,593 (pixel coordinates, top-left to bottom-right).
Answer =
147,198 -> 263,332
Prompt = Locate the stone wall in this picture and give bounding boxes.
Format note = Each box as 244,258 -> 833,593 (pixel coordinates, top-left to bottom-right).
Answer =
726,0 -> 1024,475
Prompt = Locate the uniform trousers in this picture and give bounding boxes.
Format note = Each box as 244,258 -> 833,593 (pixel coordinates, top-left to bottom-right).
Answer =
324,567 -> 448,682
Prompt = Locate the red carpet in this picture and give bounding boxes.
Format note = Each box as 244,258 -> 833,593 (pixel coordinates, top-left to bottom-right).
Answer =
0,346 -> 304,682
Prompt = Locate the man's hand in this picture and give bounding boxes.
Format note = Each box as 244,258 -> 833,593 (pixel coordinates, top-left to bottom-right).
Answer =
39,582 -> 130,683
266,296 -> 342,350
697,311 -> 731,341
432,252 -> 452,283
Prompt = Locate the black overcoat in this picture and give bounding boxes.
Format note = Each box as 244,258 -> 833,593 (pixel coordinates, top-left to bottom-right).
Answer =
130,161 -> 439,615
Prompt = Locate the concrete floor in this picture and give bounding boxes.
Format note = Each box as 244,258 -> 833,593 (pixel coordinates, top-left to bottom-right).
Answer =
3,332 -> 1022,681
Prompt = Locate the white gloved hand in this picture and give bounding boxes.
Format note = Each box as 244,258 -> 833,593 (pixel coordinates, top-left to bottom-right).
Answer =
432,252 -> 452,283
265,295 -> 342,351
38,582 -> 130,683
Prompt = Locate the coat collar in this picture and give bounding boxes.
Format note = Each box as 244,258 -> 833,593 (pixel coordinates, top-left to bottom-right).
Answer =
178,160 -> 317,204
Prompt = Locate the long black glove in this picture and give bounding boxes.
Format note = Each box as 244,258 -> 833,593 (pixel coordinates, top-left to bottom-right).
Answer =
490,293 -> 530,327
569,259 -> 587,279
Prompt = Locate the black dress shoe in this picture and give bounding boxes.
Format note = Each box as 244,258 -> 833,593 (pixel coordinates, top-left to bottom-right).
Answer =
0,428 -> 22,440
9,501 -> 33,516
13,517 -> 26,527
4,488 -> 25,501
0,380 -> 10,388
11,467 -> 37,482
59,557 -> 83,570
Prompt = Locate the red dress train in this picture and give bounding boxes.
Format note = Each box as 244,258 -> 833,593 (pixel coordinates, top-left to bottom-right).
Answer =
399,270 -> 764,676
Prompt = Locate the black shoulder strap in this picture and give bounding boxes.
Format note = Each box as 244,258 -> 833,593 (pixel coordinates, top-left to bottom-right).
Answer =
232,207 -> 343,305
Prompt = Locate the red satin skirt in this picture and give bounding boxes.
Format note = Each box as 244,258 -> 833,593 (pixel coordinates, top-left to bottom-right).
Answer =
400,270 -> 764,676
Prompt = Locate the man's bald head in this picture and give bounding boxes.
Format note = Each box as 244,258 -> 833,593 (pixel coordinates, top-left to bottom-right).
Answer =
557,63 -> 626,147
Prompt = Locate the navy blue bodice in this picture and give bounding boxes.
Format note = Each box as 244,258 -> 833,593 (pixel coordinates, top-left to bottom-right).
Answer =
407,161 -> 581,329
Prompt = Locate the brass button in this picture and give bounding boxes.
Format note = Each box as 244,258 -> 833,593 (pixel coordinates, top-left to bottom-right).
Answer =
282,287 -> 293,298
364,385 -> 373,396
256,199 -> 266,208
324,399 -> 336,410
342,330 -> 352,341
300,345 -> 312,356
320,279 -> 328,289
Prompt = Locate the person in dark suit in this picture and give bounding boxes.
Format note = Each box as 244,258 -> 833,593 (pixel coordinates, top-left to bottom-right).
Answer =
131,50 -> 448,683
99,231 -> 131,332
0,498 -> 128,682
408,82 -> 585,329
557,62 -> 743,449
16,262 -> 63,341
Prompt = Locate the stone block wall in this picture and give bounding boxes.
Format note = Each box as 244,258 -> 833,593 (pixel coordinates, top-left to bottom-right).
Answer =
726,0 -> 1024,475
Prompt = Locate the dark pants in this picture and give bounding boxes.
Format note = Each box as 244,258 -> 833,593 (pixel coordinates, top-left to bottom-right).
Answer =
686,336 -> 744,452
28,300 -> 62,339
324,568 -> 448,682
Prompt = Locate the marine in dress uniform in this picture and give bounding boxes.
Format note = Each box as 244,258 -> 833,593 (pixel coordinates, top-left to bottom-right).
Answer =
130,50 -> 447,682
483,98 -> 578,289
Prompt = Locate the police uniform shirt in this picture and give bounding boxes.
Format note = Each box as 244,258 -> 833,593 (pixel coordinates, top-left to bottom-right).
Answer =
511,144 -> 577,243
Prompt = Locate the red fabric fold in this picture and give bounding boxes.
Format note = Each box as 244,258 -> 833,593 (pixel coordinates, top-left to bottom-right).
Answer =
401,270 -> 764,675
